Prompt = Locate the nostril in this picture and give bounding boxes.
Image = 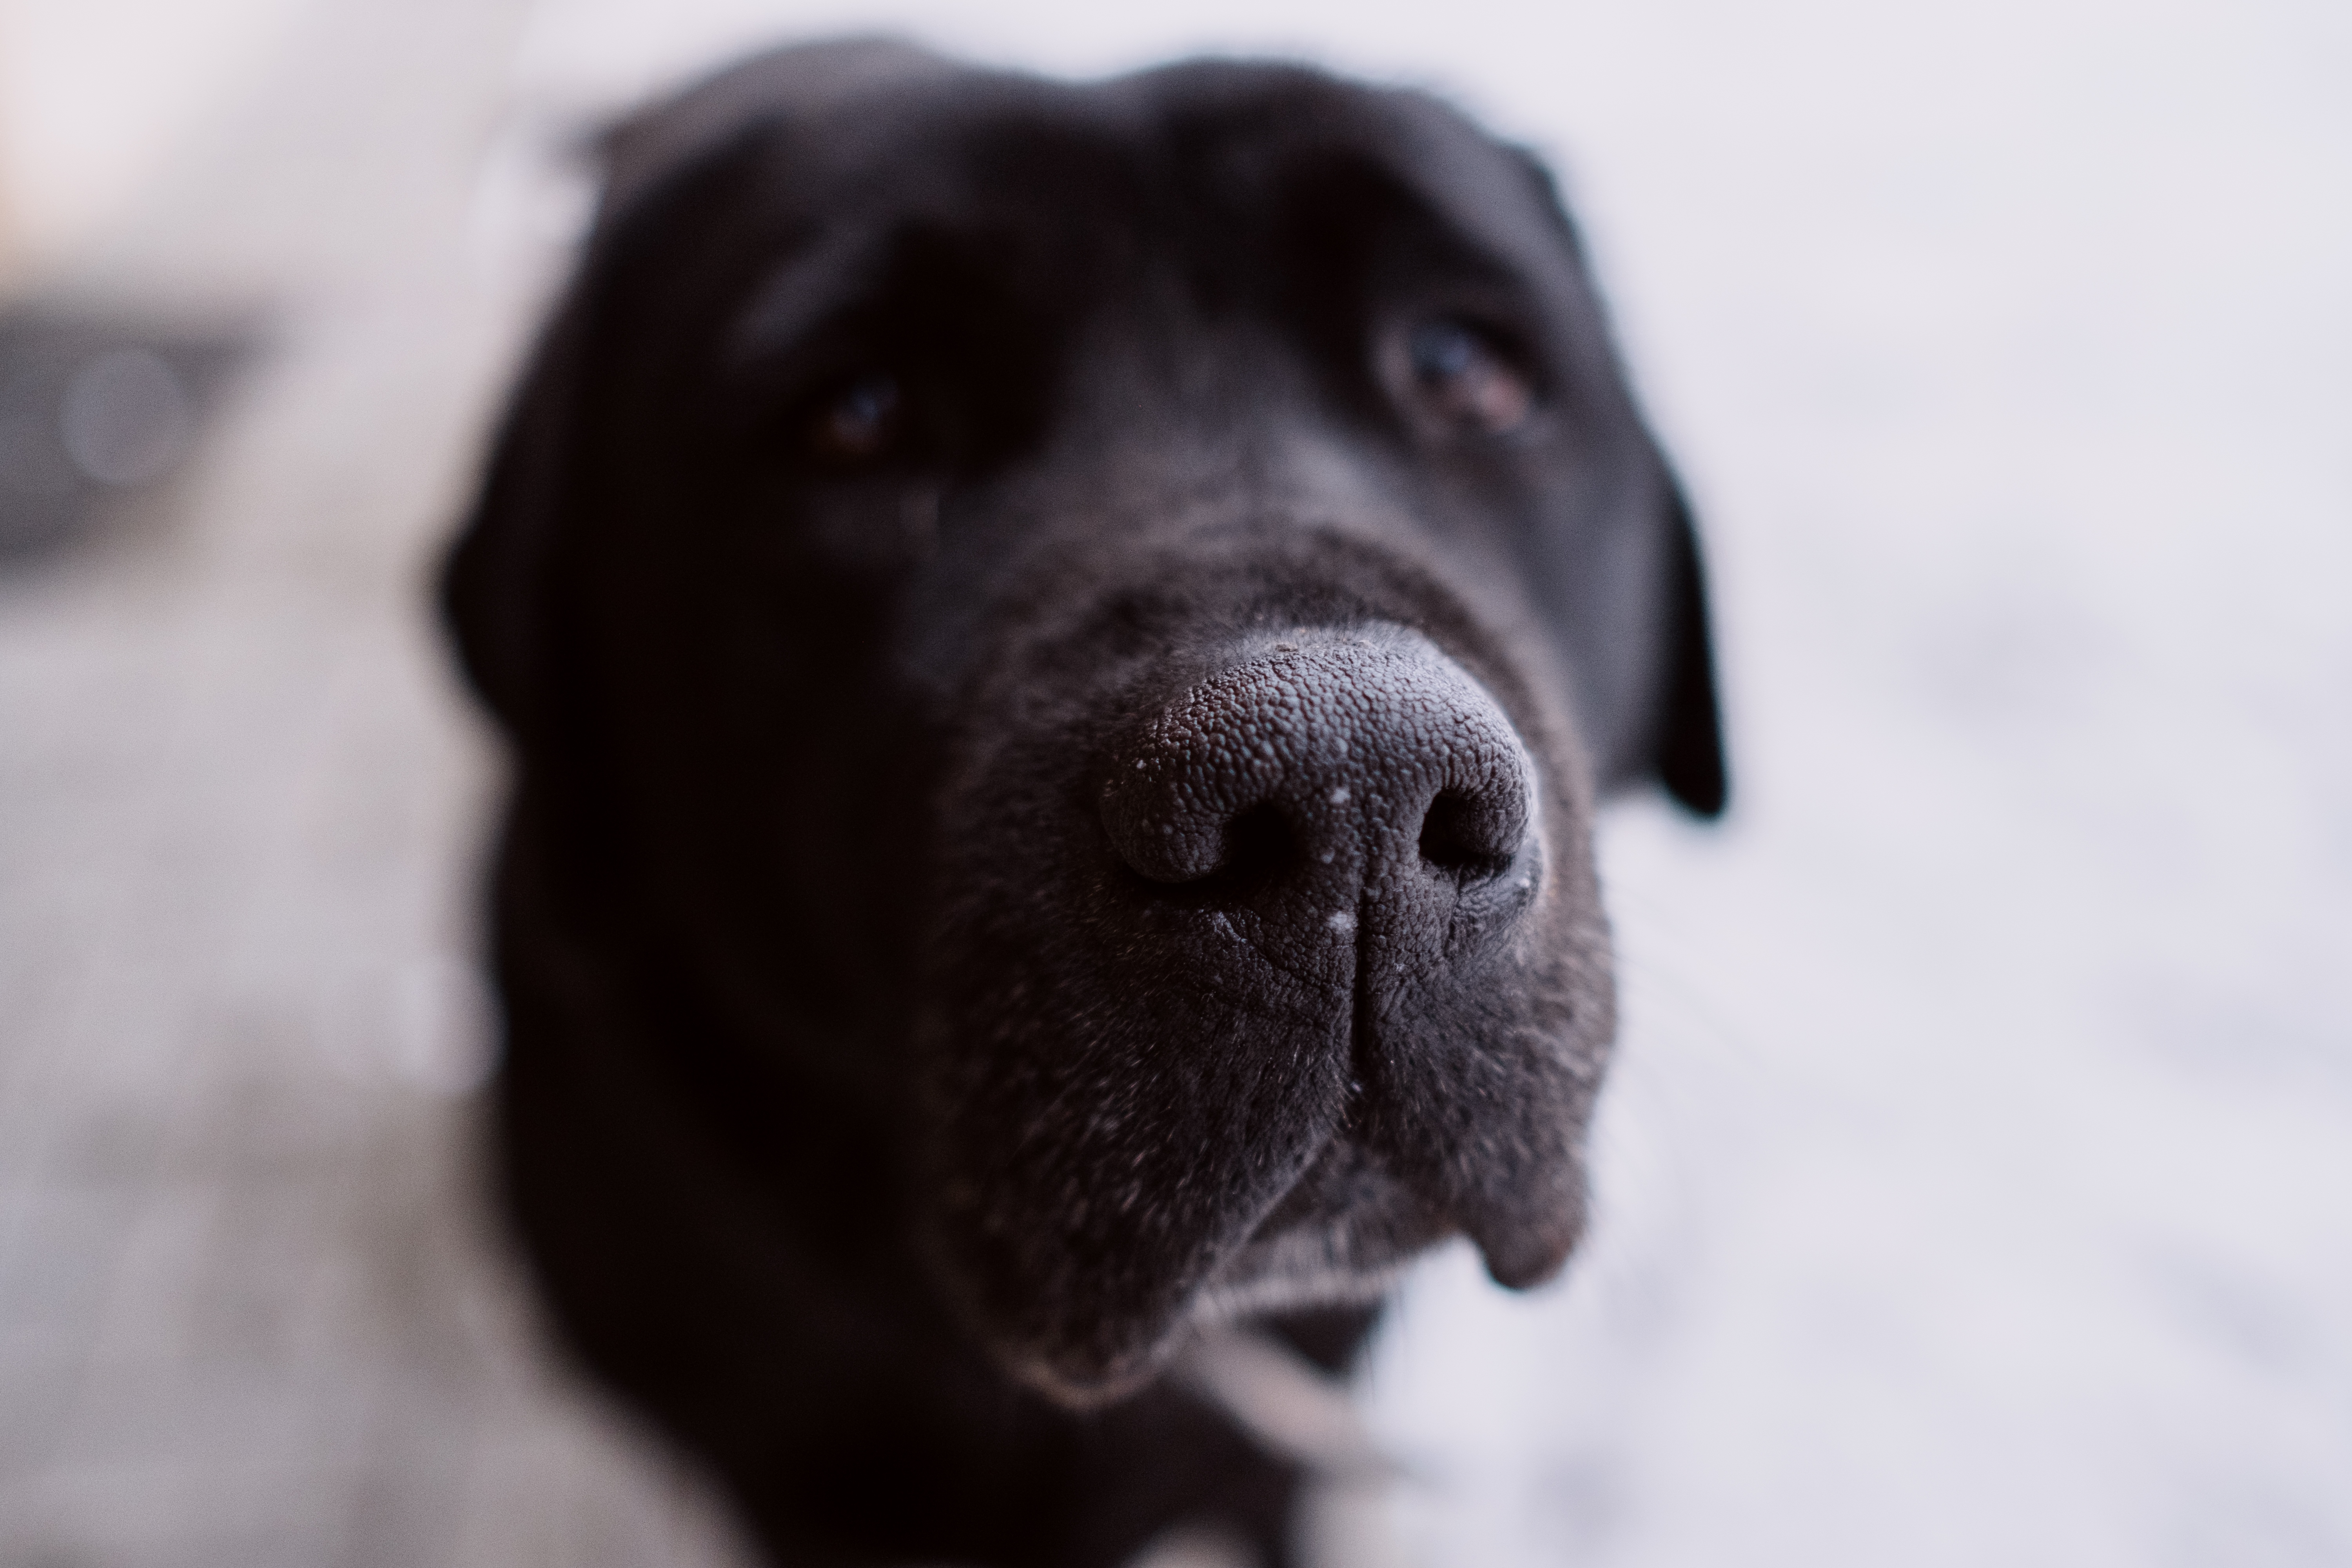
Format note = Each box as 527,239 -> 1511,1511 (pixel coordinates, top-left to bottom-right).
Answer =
1104,629 -> 1537,909
1209,802 -> 1294,893
1418,789 -> 1516,882
1108,796 -> 1298,898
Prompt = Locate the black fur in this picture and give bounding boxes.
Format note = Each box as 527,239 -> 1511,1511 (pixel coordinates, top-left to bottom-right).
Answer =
443,38 -> 1724,1568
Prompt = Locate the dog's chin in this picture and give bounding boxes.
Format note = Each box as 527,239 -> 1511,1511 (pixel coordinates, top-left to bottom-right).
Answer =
1189,1132 -> 1462,1317
994,1256 -> 1422,1411
994,1196 -> 1452,1410
1190,1210 -> 1441,1325
1188,1252 -> 1415,1329
998,1347 -> 1173,1411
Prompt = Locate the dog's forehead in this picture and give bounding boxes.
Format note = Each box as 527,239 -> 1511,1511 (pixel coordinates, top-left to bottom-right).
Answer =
621,51 -> 1570,317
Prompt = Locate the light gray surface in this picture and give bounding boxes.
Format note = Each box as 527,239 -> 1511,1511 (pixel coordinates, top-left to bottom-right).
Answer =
2,1 -> 2347,1565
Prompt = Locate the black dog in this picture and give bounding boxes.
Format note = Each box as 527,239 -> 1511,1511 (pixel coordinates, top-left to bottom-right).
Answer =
442,37 -> 1723,1568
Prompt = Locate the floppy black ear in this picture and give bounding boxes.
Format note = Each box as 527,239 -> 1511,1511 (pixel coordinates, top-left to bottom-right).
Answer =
599,36 -> 956,216
439,299 -> 588,740
441,36 -> 964,741
1651,479 -> 1728,818
1499,143 -> 1728,817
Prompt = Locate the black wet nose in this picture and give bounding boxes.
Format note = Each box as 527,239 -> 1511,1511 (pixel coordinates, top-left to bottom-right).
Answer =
1100,628 -> 1539,946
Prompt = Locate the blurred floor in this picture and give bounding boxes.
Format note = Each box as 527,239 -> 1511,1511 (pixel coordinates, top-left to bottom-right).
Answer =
1,1 -> 2347,1566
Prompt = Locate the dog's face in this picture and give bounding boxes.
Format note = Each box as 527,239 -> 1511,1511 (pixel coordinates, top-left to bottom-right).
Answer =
446,41 -> 1723,1406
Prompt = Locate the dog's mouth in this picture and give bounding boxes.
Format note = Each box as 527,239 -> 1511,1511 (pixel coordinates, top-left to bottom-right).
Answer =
1190,1233 -> 1417,1326
1188,1135 -> 1457,1325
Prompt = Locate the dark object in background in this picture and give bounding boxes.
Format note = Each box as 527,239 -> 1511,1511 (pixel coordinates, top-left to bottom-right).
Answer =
442,38 -> 1724,1568
0,311 -> 249,559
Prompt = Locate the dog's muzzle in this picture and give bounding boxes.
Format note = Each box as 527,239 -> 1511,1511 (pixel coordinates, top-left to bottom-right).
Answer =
920,621 -> 1599,1403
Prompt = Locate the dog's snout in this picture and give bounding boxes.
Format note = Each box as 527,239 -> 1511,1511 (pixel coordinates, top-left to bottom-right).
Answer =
1101,629 -> 1539,938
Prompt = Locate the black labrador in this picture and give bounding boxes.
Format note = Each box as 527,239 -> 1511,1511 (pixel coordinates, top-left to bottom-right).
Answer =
441,37 -> 1724,1568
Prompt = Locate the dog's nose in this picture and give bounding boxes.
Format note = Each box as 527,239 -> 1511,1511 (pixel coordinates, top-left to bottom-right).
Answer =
1100,628 -> 1539,959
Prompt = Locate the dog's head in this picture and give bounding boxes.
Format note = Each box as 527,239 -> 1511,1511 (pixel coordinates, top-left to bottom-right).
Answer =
445,39 -> 1724,1406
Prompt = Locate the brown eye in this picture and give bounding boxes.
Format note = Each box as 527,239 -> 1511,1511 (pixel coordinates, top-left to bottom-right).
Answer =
1404,319 -> 1534,435
811,371 -> 903,460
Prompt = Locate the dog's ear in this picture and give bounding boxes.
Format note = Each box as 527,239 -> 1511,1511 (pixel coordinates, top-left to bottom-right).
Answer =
441,36 -> 964,739
1497,145 -> 1729,817
1650,476 -> 1728,818
599,36 -> 956,216
439,296 -> 588,741
1505,151 -> 1731,822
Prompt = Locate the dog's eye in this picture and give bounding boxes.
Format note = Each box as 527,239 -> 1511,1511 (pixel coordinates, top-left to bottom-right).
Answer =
1403,319 -> 1533,436
810,371 -> 904,461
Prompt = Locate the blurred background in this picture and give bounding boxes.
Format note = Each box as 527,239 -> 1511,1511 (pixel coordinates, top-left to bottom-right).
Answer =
0,0 -> 2345,1564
